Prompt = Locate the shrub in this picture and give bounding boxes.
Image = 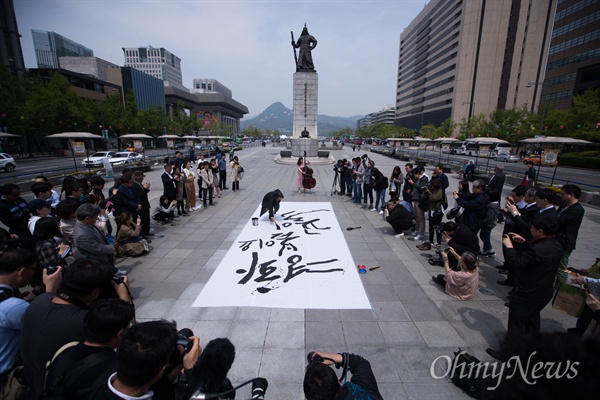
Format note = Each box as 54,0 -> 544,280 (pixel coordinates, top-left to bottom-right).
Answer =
558,151 -> 600,170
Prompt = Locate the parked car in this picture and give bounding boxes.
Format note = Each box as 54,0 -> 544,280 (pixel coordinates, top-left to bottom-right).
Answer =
494,152 -> 519,163
0,153 -> 17,172
198,145 -> 218,157
82,151 -> 117,167
523,154 -> 542,166
108,152 -> 144,166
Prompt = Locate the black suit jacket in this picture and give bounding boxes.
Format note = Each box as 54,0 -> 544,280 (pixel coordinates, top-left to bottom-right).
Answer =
510,203 -> 539,239
161,172 -> 177,201
557,202 -> 585,251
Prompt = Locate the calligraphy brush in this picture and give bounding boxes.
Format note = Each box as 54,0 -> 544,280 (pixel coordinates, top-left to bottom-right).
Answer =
273,221 -> 281,230
346,226 -> 361,231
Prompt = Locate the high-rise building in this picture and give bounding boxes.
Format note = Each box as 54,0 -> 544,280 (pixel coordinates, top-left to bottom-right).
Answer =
32,29 -> 93,69
106,66 -> 166,113
0,0 -> 25,78
357,106 -> 395,130
191,78 -> 232,98
122,46 -> 183,88
395,0 -> 556,131
541,0 -> 600,110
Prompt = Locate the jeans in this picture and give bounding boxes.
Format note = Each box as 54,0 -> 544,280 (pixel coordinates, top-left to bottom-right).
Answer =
479,227 -> 493,251
219,170 -> 227,189
202,186 -> 213,206
339,174 -> 346,194
374,189 -> 386,210
353,182 -> 363,203
347,178 -> 353,195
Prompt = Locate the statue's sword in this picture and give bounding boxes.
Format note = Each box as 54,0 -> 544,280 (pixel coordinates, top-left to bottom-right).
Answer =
291,31 -> 298,68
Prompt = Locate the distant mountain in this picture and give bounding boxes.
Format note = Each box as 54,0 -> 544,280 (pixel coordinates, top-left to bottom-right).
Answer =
240,102 -> 362,135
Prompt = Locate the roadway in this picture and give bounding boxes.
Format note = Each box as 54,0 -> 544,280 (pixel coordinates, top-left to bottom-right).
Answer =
1,145 -> 598,192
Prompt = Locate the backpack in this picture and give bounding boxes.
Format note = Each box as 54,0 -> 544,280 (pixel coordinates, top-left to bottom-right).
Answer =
42,342 -> 116,400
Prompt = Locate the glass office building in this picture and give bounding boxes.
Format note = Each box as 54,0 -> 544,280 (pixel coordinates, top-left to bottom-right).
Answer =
32,29 -> 93,68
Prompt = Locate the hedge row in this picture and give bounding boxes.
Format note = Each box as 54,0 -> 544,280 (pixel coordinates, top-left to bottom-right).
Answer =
558,151 -> 600,169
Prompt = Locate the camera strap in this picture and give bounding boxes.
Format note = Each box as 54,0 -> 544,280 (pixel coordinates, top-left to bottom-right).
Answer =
56,291 -> 89,309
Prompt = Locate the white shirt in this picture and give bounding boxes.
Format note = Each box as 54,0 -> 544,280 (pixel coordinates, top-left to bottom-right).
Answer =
107,373 -> 154,400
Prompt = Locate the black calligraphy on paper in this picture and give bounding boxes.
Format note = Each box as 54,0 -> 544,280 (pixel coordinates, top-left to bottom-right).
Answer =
236,252 -> 342,294
280,210 -> 332,235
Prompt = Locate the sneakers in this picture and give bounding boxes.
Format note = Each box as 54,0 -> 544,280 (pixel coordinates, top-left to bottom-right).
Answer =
379,210 -> 384,215
394,233 -> 404,238
414,234 -> 423,241
370,208 -> 377,212
479,250 -> 496,257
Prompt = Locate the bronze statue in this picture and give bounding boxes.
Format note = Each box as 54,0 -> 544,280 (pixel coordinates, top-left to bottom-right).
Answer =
291,25 -> 317,71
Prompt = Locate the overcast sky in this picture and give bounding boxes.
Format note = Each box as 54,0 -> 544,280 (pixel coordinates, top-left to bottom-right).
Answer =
14,0 -> 428,117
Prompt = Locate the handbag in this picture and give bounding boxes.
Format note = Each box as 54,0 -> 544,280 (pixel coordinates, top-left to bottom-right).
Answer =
449,350 -> 494,399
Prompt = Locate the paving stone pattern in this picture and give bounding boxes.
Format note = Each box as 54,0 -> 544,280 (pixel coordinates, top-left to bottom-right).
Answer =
119,146 -> 599,399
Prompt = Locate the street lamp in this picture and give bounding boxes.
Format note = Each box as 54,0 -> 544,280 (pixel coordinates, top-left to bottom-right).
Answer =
527,82 -> 548,135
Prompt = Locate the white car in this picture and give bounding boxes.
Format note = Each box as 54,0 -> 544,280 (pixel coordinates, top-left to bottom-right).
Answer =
108,152 -> 144,166
82,151 -> 117,167
494,152 -> 519,163
0,153 -> 16,172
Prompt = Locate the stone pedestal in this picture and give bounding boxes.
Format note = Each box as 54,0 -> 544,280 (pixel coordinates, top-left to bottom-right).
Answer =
292,71 -> 318,140
292,137 -> 318,157
292,71 -> 318,157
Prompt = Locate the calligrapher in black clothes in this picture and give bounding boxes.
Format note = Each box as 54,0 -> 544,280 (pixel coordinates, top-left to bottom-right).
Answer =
259,189 -> 284,222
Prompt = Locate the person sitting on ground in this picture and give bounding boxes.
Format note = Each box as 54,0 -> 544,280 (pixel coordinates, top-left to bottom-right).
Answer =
464,160 -> 475,180
33,216 -> 70,272
43,299 -> 135,399
432,248 -> 479,300
0,183 -> 31,238
27,198 -> 52,235
94,320 -> 201,400
260,189 -> 284,223
73,203 -> 117,274
0,248 -> 61,379
152,196 -> 178,225
56,199 -> 80,246
114,212 -> 150,257
303,351 -> 383,400
384,196 -> 413,238
20,258 -> 129,399
34,176 -> 60,209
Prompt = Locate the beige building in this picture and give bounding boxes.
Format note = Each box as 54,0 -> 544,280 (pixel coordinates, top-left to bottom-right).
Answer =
395,0 -> 556,132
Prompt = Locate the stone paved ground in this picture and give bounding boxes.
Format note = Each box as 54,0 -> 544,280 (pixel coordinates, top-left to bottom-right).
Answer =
119,145 -> 600,399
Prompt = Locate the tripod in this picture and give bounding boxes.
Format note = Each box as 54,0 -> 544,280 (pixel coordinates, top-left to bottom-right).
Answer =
330,172 -> 340,196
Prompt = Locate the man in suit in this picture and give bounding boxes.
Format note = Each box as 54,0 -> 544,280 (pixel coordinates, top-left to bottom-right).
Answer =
486,214 -> 563,361
132,171 -> 152,239
161,164 -> 177,203
72,204 -> 117,274
115,174 -> 141,220
487,164 -> 506,196
533,188 -> 559,220
499,187 -> 540,286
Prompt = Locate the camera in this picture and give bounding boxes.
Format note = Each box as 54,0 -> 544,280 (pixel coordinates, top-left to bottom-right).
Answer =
177,328 -> 194,354
45,265 -> 58,275
251,378 -> 268,400
435,249 -> 450,256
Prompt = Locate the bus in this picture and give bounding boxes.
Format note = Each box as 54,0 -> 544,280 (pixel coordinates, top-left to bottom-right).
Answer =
455,142 -> 479,156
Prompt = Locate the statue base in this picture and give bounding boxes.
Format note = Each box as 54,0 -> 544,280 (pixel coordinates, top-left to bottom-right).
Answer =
292,71 -> 318,139
292,138 -> 318,157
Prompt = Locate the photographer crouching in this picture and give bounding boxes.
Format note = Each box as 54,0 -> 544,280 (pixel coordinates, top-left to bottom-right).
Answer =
304,351 -> 383,400
383,197 -> 413,238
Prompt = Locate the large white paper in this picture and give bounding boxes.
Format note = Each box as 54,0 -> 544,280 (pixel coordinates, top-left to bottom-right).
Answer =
193,202 -> 371,309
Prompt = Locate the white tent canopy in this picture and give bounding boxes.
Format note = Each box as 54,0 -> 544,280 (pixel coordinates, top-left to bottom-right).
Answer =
119,134 -> 154,139
433,137 -> 460,142
45,132 -> 104,139
465,137 -> 510,144
157,134 -> 181,139
520,136 -> 593,144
